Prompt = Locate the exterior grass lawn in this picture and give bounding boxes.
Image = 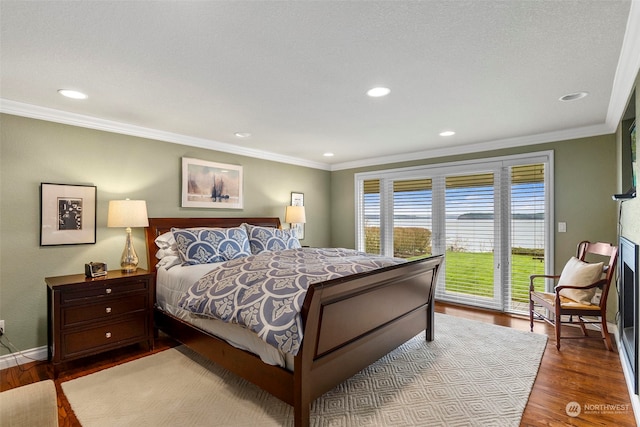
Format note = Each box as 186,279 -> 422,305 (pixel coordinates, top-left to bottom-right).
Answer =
444,251 -> 546,303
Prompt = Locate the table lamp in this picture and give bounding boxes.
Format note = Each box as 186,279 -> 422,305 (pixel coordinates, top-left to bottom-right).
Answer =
107,199 -> 149,272
285,205 -> 306,239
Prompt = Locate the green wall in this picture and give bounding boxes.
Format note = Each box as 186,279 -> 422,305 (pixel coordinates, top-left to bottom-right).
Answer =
0,114 -> 331,354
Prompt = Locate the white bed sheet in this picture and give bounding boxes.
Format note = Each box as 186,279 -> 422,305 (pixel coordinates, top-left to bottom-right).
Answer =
156,263 -> 294,370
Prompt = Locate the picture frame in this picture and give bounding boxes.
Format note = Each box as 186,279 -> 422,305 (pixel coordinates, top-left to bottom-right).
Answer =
291,192 -> 304,207
291,191 -> 305,239
181,157 -> 243,209
40,183 -> 97,246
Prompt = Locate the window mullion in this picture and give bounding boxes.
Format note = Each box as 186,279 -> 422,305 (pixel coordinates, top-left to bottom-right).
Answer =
431,176 -> 446,256
380,179 -> 394,257
497,167 -> 511,310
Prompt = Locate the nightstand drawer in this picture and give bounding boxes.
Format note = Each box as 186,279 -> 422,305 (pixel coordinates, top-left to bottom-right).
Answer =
62,294 -> 148,327
61,279 -> 148,304
62,313 -> 148,358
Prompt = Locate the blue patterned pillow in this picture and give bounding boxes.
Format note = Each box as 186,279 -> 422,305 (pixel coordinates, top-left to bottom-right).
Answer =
171,227 -> 251,265
243,223 -> 301,254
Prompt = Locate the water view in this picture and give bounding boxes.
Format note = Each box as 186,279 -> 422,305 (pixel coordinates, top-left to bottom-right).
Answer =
365,215 -> 545,253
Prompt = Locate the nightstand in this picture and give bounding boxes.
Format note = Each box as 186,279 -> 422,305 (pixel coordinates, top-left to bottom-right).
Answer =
46,269 -> 154,373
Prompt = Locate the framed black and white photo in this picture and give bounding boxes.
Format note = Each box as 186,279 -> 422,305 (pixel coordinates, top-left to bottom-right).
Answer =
40,183 -> 97,246
182,157 -> 243,209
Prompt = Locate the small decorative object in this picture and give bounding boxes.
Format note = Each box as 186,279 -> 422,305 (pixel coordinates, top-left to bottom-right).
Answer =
181,157 -> 243,209
85,262 -> 107,278
107,199 -> 149,273
40,183 -> 97,246
287,192 -> 306,239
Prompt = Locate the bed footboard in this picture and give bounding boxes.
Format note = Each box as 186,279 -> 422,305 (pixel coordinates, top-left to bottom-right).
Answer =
293,254 -> 443,426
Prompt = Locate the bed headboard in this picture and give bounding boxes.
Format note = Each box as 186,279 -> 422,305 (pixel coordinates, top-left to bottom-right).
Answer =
144,217 -> 281,274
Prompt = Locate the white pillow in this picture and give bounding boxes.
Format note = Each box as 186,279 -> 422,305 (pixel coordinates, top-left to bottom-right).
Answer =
155,231 -> 176,249
156,247 -> 180,260
156,255 -> 181,270
155,231 -> 180,260
556,257 -> 604,305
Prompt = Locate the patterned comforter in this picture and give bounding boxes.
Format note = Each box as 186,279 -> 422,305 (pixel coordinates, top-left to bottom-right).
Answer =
178,248 -> 406,355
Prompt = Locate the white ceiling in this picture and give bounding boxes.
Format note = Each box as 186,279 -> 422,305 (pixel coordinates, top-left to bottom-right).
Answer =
1,1 -> 639,171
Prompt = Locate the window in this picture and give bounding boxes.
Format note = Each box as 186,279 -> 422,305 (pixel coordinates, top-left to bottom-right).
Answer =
355,152 -> 552,314
508,164 -> 547,311
362,179 -> 381,254
443,173 -> 498,308
393,179 -> 433,259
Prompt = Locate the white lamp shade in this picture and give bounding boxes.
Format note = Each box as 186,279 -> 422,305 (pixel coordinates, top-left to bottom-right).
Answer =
107,200 -> 149,228
285,205 -> 306,224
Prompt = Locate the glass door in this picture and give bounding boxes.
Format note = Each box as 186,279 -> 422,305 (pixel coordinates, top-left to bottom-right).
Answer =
438,173 -> 501,310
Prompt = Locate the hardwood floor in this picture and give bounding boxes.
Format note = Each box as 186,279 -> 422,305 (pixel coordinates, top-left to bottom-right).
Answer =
1,302 -> 637,426
438,303 -> 636,427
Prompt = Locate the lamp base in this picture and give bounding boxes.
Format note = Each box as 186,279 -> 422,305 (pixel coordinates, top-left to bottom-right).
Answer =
120,227 -> 139,273
121,264 -> 137,273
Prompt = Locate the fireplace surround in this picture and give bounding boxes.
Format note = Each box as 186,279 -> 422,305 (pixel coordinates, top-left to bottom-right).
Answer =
619,236 -> 639,394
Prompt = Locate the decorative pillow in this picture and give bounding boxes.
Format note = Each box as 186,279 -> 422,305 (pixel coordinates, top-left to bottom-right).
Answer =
171,227 -> 251,265
556,257 -> 604,305
243,223 -> 301,254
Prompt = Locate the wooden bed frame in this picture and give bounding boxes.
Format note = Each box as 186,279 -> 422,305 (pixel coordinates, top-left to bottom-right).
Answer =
145,217 -> 443,427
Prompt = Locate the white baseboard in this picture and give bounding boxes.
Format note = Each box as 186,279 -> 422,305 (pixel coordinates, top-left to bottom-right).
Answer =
0,346 -> 48,371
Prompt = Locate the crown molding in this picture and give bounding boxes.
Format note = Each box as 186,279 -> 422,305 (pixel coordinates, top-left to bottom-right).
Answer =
330,123 -> 612,171
0,99 -> 332,171
1,98 -> 617,173
606,0 -> 640,129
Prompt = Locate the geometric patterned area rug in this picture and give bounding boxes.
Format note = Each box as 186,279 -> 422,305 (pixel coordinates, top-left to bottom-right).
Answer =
62,313 -> 547,427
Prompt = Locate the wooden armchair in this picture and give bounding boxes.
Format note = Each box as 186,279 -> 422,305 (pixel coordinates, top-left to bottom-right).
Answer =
529,241 -> 618,351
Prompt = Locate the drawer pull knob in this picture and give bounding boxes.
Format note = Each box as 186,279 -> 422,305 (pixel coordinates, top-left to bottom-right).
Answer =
105,307 -> 112,313
105,288 -> 112,294
105,332 -> 112,339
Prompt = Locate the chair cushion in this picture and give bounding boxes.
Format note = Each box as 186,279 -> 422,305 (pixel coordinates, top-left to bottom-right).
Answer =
556,257 -> 604,305
530,291 -> 601,310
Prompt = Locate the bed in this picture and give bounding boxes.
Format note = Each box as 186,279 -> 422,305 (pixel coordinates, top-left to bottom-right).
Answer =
145,217 -> 443,427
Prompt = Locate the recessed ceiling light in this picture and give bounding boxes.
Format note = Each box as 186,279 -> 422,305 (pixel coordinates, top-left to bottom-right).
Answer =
439,131 -> 456,137
234,132 -> 251,138
559,92 -> 589,102
366,87 -> 391,98
58,89 -> 88,99
323,152 -> 334,157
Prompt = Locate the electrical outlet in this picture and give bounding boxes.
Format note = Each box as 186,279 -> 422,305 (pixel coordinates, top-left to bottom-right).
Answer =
0,320 -> 4,335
